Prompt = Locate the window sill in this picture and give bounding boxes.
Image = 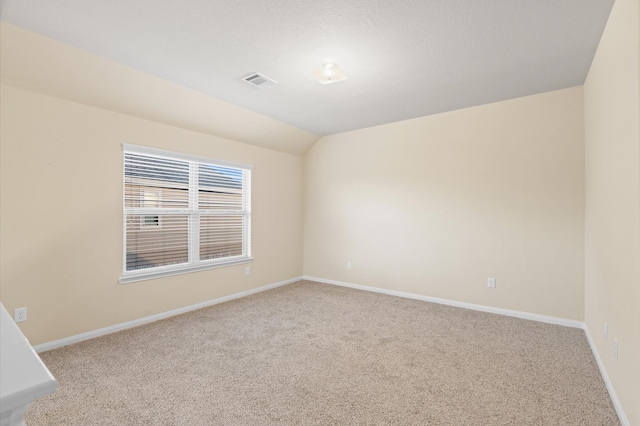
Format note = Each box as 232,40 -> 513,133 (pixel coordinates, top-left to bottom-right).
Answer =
119,256 -> 253,284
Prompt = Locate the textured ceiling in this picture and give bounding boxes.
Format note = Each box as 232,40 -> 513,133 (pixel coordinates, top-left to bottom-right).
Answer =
0,0 -> 614,136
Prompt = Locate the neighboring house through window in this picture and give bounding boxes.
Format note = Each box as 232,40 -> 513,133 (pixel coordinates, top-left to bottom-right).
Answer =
141,190 -> 161,228
121,144 -> 252,283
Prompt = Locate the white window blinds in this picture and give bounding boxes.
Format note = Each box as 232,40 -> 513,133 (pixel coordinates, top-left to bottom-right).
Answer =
121,144 -> 251,283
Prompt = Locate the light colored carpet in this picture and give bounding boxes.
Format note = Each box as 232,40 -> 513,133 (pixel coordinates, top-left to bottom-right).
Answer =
27,280 -> 619,425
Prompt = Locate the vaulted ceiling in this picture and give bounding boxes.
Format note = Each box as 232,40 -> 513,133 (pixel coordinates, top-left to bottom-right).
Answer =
1,0 -> 614,136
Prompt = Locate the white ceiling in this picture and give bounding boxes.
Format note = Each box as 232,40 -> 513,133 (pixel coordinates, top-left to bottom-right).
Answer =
0,0 -> 614,136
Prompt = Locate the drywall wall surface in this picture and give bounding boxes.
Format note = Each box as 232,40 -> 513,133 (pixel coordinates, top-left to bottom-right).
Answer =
304,87 -> 585,320
584,0 -> 640,423
0,22 -> 319,157
0,85 -> 304,345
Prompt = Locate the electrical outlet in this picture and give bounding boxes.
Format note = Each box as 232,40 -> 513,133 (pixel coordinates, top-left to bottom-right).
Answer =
14,307 -> 27,323
245,266 -> 251,276
613,339 -> 618,360
604,322 -> 608,341
347,261 -> 352,270
487,277 -> 496,288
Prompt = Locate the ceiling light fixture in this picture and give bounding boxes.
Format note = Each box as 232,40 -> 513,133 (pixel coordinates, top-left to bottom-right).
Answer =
313,63 -> 348,85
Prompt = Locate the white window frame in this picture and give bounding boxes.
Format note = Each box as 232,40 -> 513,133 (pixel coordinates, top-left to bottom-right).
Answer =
120,143 -> 252,284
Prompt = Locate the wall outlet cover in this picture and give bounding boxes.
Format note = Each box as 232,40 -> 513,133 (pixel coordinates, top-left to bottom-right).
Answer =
14,307 -> 27,323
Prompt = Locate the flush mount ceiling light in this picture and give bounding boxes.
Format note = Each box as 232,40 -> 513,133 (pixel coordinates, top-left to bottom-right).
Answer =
312,63 -> 348,85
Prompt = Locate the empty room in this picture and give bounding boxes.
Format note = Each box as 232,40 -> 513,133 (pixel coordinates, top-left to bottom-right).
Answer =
0,0 -> 638,425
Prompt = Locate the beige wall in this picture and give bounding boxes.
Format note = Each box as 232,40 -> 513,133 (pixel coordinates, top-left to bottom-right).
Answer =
584,0 -> 640,423
0,85 -> 304,345
304,87 -> 585,320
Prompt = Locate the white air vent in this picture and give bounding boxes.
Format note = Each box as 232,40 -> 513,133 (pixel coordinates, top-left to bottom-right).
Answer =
242,72 -> 277,88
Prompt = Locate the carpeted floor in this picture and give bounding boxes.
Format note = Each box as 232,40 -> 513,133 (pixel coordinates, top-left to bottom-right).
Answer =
27,280 -> 620,425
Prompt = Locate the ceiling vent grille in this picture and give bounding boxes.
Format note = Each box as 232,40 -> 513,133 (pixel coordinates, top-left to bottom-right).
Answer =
242,72 -> 277,88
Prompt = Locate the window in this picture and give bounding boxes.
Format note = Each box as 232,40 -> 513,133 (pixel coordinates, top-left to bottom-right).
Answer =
121,144 -> 252,283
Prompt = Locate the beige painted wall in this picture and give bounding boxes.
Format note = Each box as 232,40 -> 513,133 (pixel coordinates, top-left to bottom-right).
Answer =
304,87 -> 585,320
0,85 -> 303,345
584,0 -> 640,423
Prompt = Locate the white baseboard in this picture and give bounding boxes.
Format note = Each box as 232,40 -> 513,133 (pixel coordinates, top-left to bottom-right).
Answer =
583,326 -> 629,426
33,276 -> 302,353
303,276 -> 584,328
